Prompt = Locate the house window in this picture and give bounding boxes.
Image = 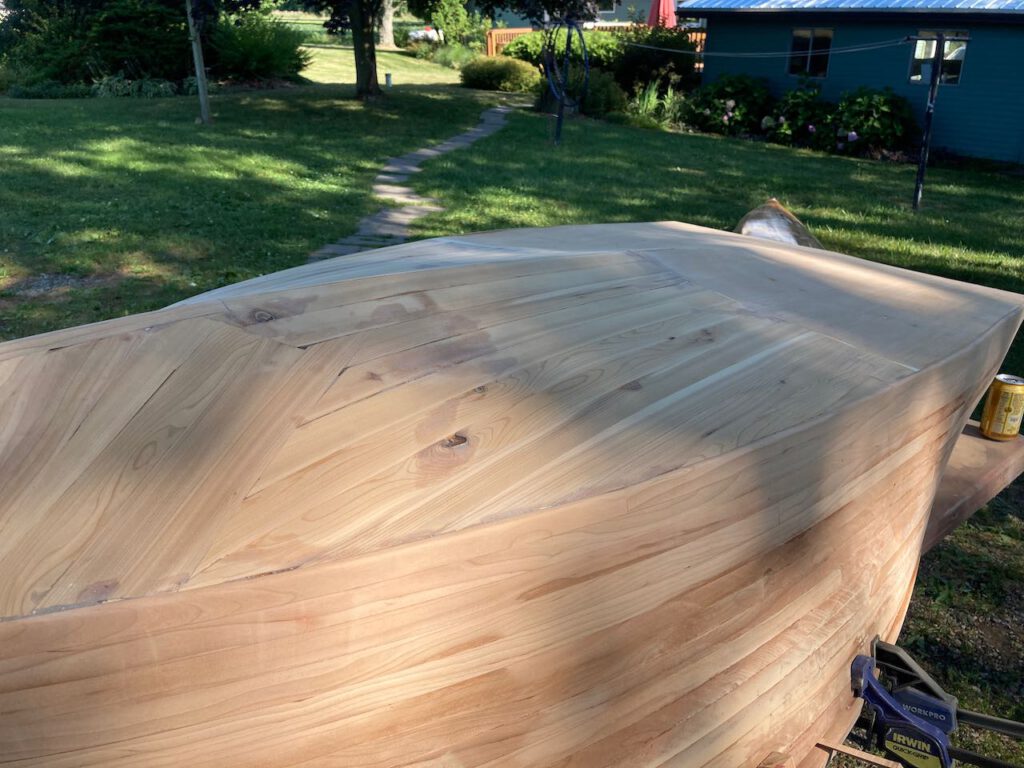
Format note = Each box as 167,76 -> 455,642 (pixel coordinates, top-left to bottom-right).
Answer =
910,31 -> 968,85
788,28 -> 833,77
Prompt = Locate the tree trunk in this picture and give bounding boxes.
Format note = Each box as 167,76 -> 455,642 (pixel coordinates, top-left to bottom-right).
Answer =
184,0 -> 211,124
351,0 -> 381,97
379,0 -> 396,49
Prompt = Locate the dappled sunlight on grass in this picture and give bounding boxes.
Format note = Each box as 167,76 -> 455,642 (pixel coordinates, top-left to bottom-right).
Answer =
409,110 -> 1024,370
0,85 -> 491,340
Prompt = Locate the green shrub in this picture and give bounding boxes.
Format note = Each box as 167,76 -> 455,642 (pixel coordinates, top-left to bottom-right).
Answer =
210,12 -> 311,80
625,81 -> 686,127
91,74 -> 178,98
461,56 -> 540,92
429,0 -> 471,44
580,68 -> 628,116
1,0 -> 188,85
834,87 -> 917,154
765,84 -> 835,150
7,80 -> 94,98
680,74 -> 773,136
606,111 -> 662,130
612,25 -> 697,95
182,75 -> 221,96
87,0 -> 191,81
0,60 -> 21,93
661,86 -> 687,124
2,9 -> 101,85
432,44 -> 479,70
407,40 -> 436,59
503,30 -> 624,71
629,80 -> 662,118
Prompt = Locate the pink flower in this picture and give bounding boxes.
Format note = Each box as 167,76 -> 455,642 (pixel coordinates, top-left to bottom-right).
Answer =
848,131 -> 859,142
722,115 -> 729,123
808,124 -> 816,133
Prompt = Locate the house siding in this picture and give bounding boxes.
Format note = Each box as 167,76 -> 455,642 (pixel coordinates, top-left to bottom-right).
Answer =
701,17 -> 1024,163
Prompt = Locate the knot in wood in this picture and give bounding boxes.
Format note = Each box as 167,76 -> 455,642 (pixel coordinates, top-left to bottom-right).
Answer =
250,309 -> 275,323
440,433 -> 468,448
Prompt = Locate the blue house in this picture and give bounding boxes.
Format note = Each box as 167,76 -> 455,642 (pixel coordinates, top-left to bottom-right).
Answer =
675,0 -> 1024,163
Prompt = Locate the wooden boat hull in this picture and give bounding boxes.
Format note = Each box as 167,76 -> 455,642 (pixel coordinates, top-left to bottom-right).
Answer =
0,222 -> 1021,767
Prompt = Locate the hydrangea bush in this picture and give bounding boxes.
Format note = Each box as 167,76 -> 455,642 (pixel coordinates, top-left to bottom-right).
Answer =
680,75 -> 917,156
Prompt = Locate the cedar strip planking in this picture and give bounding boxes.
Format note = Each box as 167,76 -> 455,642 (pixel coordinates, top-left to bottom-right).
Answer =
0,222 -> 1022,767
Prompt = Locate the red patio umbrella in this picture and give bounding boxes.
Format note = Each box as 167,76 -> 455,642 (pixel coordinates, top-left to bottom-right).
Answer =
647,0 -> 676,27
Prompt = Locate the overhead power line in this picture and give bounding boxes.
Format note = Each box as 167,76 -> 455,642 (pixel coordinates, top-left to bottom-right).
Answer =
623,36 -> 911,58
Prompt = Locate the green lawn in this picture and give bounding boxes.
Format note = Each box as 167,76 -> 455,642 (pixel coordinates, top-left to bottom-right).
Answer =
409,111 -> 1024,372
302,45 -> 460,86
274,10 -> 430,50
0,82 -> 488,338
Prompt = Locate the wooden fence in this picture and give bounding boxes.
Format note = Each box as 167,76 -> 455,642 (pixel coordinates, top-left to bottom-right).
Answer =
485,27 -> 534,57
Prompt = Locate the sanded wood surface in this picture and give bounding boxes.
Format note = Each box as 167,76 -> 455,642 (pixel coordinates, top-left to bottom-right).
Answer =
0,222 -> 1021,767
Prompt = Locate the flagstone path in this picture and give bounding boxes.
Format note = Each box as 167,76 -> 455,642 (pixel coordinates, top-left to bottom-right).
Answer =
309,105 -> 513,262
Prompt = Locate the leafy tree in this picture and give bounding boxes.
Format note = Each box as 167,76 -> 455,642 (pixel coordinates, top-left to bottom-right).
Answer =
303,0 -> 384,96
462,0 -> 601,25
302,0 -> 604,100
0,0 -> 260,84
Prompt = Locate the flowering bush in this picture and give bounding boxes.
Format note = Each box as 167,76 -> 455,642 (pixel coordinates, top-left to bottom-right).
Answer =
763,85 -> 835,151
679,74 -> 774,136
834,87 -> 917,154
757,84 -> 916,156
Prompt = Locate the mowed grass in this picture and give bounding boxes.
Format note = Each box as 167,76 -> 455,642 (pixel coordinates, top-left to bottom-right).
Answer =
409,111 -> 1024,374
0,79 -> 488,338
274,10 -> 431,50
302,45 -> 460,86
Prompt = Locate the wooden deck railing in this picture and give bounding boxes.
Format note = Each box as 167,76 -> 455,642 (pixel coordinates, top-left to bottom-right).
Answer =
485,27 -> 533,57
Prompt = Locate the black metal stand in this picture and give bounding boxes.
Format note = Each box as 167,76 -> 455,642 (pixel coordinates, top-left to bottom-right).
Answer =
911,33 -> 969,210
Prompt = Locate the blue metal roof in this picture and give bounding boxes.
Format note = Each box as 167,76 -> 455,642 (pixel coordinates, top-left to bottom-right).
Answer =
677,0 -> 1024,12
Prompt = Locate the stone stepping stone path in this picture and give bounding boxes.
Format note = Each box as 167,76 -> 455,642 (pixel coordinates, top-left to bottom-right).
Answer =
310,105 -> 513,262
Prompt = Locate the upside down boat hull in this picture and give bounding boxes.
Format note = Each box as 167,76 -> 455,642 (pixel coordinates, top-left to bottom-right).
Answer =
0,222 -> 1021,767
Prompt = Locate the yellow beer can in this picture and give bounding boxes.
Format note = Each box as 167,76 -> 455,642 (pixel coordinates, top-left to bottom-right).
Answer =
980,373 -> 1024,441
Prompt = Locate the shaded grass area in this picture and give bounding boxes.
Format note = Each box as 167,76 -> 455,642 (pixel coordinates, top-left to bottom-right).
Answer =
409,112 -> 1024,374
901,488 -> 1024,763
0,84 -> 489,338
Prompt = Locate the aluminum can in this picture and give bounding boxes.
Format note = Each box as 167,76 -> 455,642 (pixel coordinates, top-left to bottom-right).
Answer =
980,373 -> 1024,441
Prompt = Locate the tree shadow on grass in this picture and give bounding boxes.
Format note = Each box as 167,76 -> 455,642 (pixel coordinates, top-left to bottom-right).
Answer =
0,85 -> 492,339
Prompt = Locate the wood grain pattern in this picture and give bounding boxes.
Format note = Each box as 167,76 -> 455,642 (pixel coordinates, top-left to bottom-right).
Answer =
0,222 -> 1021,767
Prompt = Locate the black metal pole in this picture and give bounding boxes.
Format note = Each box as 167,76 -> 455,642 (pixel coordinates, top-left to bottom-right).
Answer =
912,33 -> 944,210
554,22 -> 573,146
